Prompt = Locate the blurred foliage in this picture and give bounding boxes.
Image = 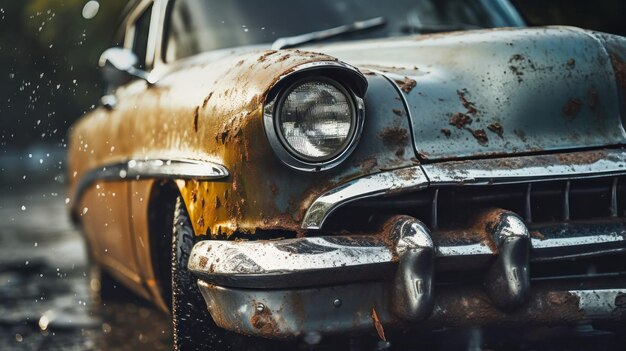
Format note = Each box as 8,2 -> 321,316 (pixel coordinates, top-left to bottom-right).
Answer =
0,0 -> 126,150
0,0 -> 625,151
513,0 -> 626,36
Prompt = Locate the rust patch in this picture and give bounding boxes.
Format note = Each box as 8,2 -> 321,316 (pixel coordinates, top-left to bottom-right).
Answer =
514,129 -> 527,142
198,256 -> 208,268
269,183 -> 279,196
562,98 -> 583,119
567,58 -> 576,69
449,113 -> 473,129
357,157 -> 378,173
392,108 -> 403,117
507,54 -> 536,83
396,77 -> 417,93
250,306 -> 278,336
469,129 -> 488,145
193,106 -> 199,132
440,128 -> 451,137
610,54 -> 626,89
277,54 -> 291,62
372,307 -> 386,342
428,285 -> 584,327
469,208 -> 511,253
457,90 -> 478,115
257,50 -> 278,62
487,122 -> 504,138
556,149 -> 607,165
395,147 -> 405,158
547,291 -> 579,306
379,127 -> 409,147
530,231 -> 545,241
509,66 -> 523,83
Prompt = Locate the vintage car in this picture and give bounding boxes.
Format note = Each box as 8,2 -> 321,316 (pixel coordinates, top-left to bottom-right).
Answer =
68,0 -> 626,349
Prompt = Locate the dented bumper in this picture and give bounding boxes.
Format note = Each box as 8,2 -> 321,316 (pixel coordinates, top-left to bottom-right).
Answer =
188,211 -> 626,339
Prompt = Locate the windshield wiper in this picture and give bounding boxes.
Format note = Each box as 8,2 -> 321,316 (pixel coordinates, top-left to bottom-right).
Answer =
271,17 -> 386,50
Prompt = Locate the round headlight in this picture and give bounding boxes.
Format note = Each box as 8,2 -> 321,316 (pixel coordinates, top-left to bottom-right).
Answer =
276,78 -> 357,162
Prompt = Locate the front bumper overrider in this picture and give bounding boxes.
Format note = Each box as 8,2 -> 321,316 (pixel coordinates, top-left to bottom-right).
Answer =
188,211 -> 626,339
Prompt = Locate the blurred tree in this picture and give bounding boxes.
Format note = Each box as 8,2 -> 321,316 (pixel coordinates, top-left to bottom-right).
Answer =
0,0 -> 126,150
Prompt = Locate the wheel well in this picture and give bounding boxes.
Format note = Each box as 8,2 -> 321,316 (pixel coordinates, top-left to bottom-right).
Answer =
147,180 -> 180,310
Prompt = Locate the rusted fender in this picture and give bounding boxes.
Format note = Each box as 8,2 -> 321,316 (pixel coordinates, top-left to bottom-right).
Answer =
68,49 -> 416,236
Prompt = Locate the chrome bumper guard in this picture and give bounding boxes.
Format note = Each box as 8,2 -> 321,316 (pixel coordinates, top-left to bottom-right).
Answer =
188,211 -> 626,339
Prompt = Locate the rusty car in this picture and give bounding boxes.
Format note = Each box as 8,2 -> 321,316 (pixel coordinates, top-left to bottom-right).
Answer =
68,0 -> 626,349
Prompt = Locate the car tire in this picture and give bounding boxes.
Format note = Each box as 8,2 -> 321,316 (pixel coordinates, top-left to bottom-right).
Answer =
171,196 -> 269,351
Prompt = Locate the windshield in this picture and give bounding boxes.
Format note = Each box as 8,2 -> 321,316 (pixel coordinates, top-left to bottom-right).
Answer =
165,0 -> 522,61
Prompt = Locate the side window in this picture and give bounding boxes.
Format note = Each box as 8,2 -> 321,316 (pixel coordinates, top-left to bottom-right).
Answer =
132,4 -> 153,69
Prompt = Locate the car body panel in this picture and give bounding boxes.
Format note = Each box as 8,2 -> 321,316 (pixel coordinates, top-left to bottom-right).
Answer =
314,27 -> 626,160
69,48 -> 415,299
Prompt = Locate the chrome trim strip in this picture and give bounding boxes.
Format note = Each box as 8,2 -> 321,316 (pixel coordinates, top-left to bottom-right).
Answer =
437,243 -> 491,257
190,221 -> 626,289
302,166 -> 429,229
302,149 -> 626,230
189,216 -> 435,290
531,234 -> 625,249
421,150 -> 626,186
72,158 -> 229,204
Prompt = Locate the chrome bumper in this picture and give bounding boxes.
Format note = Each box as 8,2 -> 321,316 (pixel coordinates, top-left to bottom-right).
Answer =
188,210 -> 626,339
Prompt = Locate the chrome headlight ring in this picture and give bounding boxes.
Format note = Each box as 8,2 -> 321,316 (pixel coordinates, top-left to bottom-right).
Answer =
263,62 -> 366,172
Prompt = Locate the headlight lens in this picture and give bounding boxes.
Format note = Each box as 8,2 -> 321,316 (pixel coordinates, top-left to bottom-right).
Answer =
277,79 -> 356,162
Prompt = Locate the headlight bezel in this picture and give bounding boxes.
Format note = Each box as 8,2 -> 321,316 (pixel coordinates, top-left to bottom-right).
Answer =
263,63 -> 366,172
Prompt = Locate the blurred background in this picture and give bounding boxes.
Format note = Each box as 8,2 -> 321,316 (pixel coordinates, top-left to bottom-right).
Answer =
2,0 -> 626,156
1,1 -> 626,350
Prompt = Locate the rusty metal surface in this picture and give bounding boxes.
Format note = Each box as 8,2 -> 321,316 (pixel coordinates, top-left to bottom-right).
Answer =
314,27 -> 626,160
69,51 -> 416,238
304,148 -> 626,230
422,149 -> 626,186
197,278 -> 626,339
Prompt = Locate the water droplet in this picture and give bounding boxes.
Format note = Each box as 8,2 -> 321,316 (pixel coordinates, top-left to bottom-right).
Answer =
82,0 -> 100,19
119,169 -> 127,178
82,207 -> 88,215
21,205 -> 26,211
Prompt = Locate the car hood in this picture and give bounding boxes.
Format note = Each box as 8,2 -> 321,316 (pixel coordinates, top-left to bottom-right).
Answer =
313,26 -> 626,160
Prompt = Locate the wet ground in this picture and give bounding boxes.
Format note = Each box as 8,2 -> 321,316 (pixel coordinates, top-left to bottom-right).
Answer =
0,154 -> 172,351
1,151 -> 625,350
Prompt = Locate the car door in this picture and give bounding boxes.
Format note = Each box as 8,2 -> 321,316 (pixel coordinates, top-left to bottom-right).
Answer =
80,1 -> 156,298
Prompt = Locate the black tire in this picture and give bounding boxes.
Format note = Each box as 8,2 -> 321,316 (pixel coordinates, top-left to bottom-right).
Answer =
171,196 -> 269,351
